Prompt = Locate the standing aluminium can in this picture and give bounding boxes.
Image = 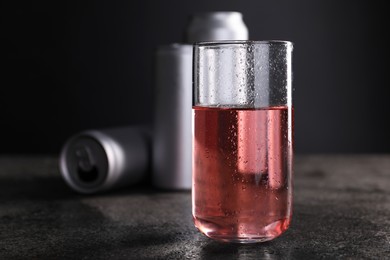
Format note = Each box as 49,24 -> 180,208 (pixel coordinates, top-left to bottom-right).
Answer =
152,12 -> 249,190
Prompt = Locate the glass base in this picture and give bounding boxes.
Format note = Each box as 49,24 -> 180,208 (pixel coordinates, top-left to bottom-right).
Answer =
194,216 -> 290,244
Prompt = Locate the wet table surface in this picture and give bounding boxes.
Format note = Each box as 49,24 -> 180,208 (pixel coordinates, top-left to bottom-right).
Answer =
0,155 -> 389,259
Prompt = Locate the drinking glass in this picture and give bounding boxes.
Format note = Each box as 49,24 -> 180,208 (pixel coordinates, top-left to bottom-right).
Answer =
192,40 -> 293,243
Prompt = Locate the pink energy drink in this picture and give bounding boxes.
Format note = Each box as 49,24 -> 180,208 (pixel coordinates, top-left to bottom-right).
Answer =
192,106 -> 293,242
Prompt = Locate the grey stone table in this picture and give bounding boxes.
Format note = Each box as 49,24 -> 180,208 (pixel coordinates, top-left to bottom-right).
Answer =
0,155 -> 389,259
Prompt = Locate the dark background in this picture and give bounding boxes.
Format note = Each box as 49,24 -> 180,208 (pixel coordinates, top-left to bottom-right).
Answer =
1,0 -> 388,154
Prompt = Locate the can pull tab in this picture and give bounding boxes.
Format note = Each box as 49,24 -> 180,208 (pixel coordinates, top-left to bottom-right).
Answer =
75,146 -> 99,183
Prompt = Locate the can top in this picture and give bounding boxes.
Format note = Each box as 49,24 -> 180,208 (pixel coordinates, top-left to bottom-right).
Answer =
189,11 -> 243,19
60,134 -> 109,193
185,11 -> 249,43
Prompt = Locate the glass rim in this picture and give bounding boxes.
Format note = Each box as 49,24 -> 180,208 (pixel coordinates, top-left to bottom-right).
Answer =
194,40 -> 293,47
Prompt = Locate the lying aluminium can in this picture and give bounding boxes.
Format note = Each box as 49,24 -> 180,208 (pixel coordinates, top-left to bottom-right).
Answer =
59,126 -> 150,194
184,11 -> 249,43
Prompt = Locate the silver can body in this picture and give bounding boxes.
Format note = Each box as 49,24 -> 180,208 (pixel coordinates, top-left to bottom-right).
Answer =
153,44 -> 193,190
59,126 -> 150,194
185,12 -> 249,43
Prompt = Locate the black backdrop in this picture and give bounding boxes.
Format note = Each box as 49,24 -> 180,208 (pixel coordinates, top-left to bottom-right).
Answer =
1,0 -> 389,154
